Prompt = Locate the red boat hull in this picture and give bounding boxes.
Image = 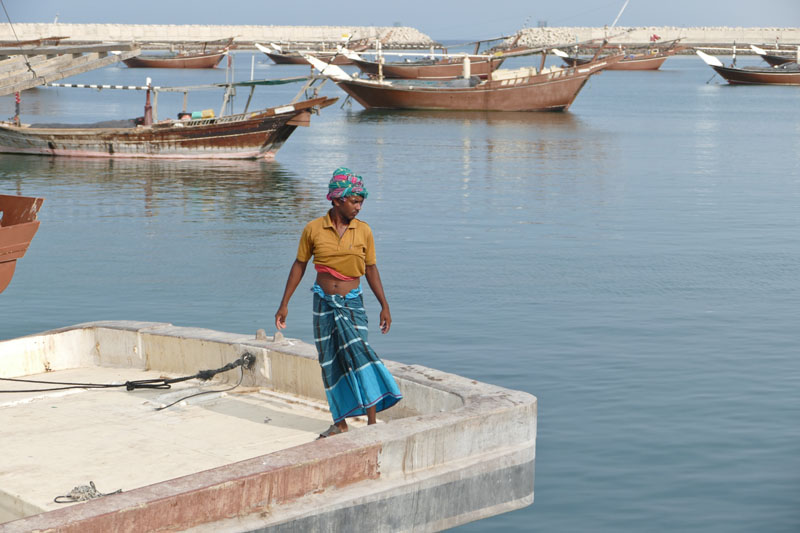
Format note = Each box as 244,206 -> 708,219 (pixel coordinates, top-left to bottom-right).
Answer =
0,195 -> 43,294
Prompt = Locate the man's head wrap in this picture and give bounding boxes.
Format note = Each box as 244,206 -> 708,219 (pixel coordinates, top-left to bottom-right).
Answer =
327,167 -> 368,201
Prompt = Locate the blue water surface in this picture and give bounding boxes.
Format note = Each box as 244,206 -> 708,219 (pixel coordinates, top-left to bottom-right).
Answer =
1,53 -> 799,532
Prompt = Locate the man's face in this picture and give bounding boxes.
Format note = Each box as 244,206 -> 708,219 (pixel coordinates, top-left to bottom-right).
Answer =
335,195 -> 364,220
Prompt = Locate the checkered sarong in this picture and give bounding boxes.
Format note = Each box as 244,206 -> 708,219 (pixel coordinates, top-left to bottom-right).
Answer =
312,284 -> 402,423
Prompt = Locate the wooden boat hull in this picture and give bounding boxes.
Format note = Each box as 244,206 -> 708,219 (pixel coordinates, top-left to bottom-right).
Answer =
265,51 -> 353,66
607,54 -> 669,70
711,64 -> 800,85
0,97 -> 337,159
350,56 -> 502,80
335,56 -> 620,112
562,52 -> 671,70
123,52 -> 227,69
760,54 -> 796,67
0,194 -> 43,294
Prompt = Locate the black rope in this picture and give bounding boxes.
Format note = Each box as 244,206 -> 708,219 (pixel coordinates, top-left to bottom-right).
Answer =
154,365 -> 245,411
0,353 -> 256,394
54,481 -> 122,503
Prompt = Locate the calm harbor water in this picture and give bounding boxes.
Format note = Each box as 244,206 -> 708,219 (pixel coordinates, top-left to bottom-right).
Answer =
2,52 -> 800,532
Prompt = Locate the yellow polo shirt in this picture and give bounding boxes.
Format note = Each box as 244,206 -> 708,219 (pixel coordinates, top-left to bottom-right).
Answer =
296,213 -> 376,278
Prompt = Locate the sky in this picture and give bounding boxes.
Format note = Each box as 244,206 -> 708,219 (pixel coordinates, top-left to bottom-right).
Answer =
5,0 -> 799,40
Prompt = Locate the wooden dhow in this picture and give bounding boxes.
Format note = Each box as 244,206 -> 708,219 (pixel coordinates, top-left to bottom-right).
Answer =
750,45 -> 797,67
305,52 -> 621,112
696,50 -> 800,85
255,33 -> 390,66
554,41 -> 686,71
255,42 -> 360,66
342,37 -> 530,80
122,50 -> 228,69
344,52 -> 504,80
0,78 -> 336,159
123,39 -> 234,69
0,194 -> 43,294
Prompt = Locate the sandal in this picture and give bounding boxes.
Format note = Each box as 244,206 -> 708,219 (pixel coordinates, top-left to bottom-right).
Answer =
317,424 -> 344,439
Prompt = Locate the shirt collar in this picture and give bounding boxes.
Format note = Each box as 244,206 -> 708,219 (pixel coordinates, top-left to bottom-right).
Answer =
323,211 -> 358,229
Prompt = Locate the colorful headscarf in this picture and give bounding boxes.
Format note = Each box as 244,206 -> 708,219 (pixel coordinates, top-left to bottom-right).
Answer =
326,167 -> 368,201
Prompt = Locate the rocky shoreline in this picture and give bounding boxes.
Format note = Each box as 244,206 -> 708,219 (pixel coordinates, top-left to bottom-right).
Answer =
1,23 -> 798,50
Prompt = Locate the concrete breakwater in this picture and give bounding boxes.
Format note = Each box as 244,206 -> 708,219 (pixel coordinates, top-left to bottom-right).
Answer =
1,23 -> 798,50
514,26 -> 800,50
0,23 -> 436,48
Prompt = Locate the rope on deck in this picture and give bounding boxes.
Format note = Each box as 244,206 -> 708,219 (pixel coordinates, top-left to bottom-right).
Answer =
0,353 -> 256,394
54,481 -> 122,503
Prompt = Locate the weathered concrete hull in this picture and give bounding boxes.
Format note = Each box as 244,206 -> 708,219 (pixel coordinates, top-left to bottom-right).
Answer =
0,195 -> 43,294
0,97 -> 335,159
0,321 -> 537,531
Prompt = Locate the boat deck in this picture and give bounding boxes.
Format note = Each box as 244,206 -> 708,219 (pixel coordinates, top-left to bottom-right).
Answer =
0,322 -> 535,532
0,366 -> 358,522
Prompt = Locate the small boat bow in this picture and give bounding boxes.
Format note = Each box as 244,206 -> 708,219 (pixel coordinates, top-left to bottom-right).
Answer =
0,194 -> 43,294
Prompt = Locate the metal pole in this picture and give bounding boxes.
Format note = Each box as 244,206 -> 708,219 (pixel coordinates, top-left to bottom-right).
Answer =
143,77 -> 153,125
153,90 -> 158,122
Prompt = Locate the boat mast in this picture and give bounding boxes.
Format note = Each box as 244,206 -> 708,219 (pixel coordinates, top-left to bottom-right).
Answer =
610,0 -> 630,30
144,77 -> 153,125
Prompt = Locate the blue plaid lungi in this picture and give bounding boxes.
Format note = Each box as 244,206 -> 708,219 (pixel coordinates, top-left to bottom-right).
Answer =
312,283 -> 402,423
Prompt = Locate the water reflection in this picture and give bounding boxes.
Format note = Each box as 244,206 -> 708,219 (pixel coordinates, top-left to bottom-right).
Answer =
342,108 -> 608,174
0,155 -> 322,224
346,108 -> 583,129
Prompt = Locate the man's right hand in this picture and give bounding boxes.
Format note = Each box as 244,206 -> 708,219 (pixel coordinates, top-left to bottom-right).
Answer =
275,305 -> 288,330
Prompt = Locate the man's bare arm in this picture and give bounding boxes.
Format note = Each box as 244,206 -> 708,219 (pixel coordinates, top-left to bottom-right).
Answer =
275,259 -> 308,330
365,264 -> 391,334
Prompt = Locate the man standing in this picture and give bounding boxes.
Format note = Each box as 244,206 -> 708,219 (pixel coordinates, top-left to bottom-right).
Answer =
275,167 -> 402,438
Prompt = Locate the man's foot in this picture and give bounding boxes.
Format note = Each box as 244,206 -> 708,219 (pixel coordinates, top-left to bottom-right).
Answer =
317,424 -> 346,439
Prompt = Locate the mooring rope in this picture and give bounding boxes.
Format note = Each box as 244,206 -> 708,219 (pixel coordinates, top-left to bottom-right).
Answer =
0,353 -> 256,397
54,481 -> 122,504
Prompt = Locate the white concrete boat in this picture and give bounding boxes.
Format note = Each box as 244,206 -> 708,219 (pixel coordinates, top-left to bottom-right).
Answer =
0,321 -> 536,531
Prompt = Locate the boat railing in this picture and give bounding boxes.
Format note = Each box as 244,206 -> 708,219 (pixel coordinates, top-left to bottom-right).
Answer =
177,109 -> 268,127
